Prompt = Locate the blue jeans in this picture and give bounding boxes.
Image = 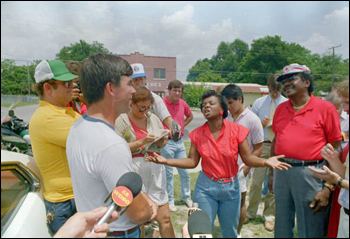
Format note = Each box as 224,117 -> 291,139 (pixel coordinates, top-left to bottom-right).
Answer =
161,139 -> 191,204
194,171 -> 241,238
114,227 -> 141,238
44,198 -> 77,234
274,159 -> 327,238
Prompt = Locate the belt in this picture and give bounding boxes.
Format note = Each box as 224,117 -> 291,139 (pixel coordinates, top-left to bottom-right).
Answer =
345,208 -> 349,216
108,225 -> 139,237
278,158 -> 325,167
203,171 -> 235,184
263,141 -> 272,143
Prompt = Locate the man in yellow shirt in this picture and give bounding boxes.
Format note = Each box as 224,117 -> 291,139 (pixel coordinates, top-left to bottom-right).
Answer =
29,60 -> 80,234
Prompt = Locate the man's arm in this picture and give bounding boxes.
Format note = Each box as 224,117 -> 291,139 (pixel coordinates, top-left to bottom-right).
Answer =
162,116 -> 173,130
125,193 -> 154,225
184,113 -> 193,127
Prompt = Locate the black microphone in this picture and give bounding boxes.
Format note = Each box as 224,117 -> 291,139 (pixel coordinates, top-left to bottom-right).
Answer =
188,210 -> 213,238
91,172 -> 142,232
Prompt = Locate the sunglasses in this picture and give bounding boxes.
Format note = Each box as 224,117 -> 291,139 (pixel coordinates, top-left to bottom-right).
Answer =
281,75 -> 300,85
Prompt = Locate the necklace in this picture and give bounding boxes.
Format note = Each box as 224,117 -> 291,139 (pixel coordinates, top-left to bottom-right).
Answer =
292,99 -> 310,110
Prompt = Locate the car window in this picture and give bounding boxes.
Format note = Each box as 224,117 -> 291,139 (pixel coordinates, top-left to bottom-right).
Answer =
1,168 -> 31,235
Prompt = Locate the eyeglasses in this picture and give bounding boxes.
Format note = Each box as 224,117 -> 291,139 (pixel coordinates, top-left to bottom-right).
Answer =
54,80 -> 74,88
269,90 -> 281,94
280,75 -> 300,85
136,104 -> 151,112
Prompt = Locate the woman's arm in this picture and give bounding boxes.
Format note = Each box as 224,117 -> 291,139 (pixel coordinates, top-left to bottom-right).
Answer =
239,139 -> 290,170
145,142 -> 201,169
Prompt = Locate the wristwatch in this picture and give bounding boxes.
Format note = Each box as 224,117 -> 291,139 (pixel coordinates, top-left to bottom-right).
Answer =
324,182 -> 335,191
337,178 -> 344,188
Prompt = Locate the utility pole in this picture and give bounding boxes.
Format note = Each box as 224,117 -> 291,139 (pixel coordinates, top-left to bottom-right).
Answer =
27,61 -> 31,95
329,45 -> 341,89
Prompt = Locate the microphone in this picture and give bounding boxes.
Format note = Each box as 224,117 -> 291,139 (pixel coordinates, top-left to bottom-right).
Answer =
91,172 -> 142,232
188,210 -> 213,238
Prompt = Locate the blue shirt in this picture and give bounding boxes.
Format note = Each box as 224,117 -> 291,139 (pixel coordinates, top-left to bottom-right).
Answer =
251,94 -> 288,141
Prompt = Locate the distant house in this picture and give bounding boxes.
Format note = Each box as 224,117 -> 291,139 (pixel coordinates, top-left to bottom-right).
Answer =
183,82 -> 269,107
117,52 -> 176,97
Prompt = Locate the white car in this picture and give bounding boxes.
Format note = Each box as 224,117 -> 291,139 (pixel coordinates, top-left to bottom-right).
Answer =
1,150 -> 52,238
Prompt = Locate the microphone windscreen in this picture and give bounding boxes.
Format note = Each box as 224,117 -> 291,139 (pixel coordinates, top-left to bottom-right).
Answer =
116,172 -> 142,197
188,210 -> 212,238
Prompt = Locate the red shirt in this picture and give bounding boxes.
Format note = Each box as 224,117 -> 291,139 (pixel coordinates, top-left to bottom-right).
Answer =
273,95 -> 342,161
163,96 -> 192,137
189,120 -> 249,179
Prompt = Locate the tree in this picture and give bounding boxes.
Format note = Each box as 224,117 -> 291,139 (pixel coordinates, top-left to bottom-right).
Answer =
56,40 -> 111,61
183,83 -> 211,108
1,59 -> 37,95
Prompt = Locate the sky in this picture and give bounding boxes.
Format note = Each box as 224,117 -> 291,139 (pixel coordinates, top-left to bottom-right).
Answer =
1,1 -> 349,81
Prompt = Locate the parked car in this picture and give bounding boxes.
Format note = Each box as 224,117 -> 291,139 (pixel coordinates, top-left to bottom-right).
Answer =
1,150 -> 52,238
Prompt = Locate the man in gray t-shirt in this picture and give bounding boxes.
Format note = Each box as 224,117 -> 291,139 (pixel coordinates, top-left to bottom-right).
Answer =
66,53 -> 155,237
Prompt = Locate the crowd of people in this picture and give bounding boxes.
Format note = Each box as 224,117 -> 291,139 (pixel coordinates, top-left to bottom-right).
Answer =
28,54 -> 349,238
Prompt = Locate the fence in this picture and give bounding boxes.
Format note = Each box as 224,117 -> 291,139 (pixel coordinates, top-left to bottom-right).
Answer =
1,95 -> 39,104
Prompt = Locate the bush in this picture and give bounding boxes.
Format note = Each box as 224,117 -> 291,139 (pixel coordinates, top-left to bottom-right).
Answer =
183,83 -> 211,108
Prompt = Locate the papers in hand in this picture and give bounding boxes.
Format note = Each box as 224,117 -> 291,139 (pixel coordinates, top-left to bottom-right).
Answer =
144,129 -> 170,150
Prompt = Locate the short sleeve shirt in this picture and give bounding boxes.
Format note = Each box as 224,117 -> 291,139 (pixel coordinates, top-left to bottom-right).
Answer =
273,95 -> 342,161
29,100 -> 81,203
189,120 -> 249,178
163,96 -> 192,136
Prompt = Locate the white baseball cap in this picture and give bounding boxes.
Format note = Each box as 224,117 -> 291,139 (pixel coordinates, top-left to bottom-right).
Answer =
130,63 -> 147,79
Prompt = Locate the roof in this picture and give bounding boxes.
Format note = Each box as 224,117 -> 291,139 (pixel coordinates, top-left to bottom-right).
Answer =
183,82 -> 268,93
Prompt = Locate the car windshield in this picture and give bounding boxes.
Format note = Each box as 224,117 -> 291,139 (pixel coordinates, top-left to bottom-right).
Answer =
1,168 -> 31,236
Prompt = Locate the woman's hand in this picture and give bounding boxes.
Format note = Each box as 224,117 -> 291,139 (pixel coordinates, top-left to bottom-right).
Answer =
309,165 -> 341,185
155,136 -> 168,148
145,152 -> 168,165
265,155 -> 291,171
321,143 -> 340,162
141,135 -> 156,146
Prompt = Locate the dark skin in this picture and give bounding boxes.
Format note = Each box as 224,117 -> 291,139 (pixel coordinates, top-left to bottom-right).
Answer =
269,73 -> 342,213
146,96 -> 291,172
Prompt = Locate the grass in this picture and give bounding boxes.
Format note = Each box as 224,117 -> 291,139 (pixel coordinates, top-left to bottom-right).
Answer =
1,102 -> 38,108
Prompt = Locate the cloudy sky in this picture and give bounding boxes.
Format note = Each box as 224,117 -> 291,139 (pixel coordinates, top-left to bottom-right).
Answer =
1,1 -> 349,80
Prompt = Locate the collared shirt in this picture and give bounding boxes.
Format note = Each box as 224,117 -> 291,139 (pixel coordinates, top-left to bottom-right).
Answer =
273,95 -> 342,161
163,96 -> 192,136
189,120 -> 249,179
227,108 -> 264,168
29,100 -> 81,203
251,94 -> 288,141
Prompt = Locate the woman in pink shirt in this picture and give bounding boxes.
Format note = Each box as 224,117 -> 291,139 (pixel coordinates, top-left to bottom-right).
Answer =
146,90 -> 291,238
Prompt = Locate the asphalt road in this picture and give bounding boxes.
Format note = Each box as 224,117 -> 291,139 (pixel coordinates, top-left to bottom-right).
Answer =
1,105 -> 206,174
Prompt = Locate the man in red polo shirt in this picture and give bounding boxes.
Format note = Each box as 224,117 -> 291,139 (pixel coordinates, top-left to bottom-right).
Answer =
270,63 -> 342,238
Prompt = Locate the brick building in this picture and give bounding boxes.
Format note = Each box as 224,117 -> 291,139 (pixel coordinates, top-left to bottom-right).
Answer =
117,52 -> 176,97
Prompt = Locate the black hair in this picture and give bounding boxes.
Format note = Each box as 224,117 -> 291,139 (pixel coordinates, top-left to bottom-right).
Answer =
298,72 -> 314,94
200,90 -> 229,119
221,84 -> 244,103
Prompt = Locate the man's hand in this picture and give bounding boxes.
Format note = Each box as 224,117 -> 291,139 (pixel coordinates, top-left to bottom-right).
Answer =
54,207 -> 119,238
309,165 -> 341,185
262,117 -> 271,128
309,187 -> 331,214
72,87 -> 81,101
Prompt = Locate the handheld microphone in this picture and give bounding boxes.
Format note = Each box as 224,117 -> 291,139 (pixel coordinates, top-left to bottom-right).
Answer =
188,210 -> 213,238
91,172 -> 142,232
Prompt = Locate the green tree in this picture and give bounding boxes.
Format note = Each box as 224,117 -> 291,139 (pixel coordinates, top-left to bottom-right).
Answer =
183,83 -> 211,108
56,40 -> 111,61
186,59 -> 211,82
1,59 -> 37,95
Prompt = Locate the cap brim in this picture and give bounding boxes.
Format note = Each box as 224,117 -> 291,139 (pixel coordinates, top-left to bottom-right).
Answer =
53,72 -> 78,82
276,70 -> 303,82
131,73 -> 147,79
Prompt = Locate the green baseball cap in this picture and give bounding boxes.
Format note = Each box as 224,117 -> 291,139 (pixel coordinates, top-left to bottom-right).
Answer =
34,60 -> 78,83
